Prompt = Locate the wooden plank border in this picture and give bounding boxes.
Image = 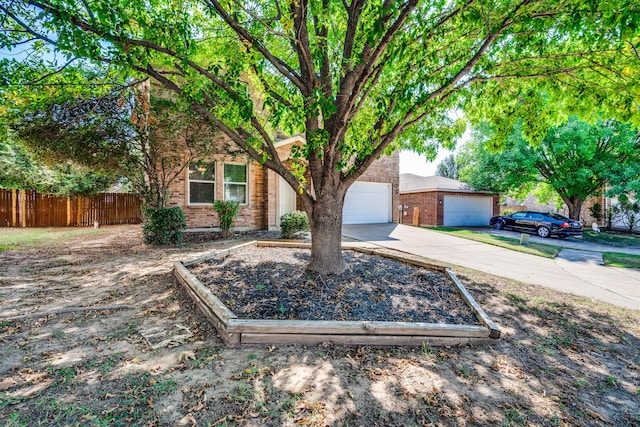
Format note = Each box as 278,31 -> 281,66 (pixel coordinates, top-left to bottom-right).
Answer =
227,319 -> 489,337
174,240 -> 501,347
446,268 -> 501,338
239,334 -> 487,346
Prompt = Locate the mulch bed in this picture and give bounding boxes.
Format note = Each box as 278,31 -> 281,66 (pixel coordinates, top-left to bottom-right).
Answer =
183,230 -> 282,244
188,246 -> 480,325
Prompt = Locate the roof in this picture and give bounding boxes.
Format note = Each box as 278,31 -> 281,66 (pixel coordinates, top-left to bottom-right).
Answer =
274,134 -> 305,147
399,173 -> 493,194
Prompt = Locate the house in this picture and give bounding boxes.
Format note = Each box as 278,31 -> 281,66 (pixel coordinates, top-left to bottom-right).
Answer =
399,174 -> 499,227
166,135 -> 399,230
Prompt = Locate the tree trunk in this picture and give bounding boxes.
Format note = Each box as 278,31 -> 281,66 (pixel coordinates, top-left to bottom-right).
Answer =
564,196 -> 583,221
306,193 -> 347,274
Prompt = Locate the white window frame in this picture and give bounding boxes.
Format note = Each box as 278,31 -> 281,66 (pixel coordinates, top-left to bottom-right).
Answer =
188,161 -> 216,206
223,162 -> 248,205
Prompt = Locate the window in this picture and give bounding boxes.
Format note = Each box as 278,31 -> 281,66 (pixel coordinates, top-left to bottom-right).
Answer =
512,212 -> 527,219
224,163 -> 247,204
188,161 -> 215,204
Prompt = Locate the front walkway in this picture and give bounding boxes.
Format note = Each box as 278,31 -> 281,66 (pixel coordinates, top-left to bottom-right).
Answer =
342,223 -> 640,311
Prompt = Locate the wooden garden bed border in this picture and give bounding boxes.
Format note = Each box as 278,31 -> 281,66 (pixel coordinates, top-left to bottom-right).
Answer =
174,241 -> 500,347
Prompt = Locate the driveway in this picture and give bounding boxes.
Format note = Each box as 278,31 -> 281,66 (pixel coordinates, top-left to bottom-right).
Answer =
342,223 -> 640,311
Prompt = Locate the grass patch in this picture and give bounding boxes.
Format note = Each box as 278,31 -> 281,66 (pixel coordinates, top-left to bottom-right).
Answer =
583,231 -> 640,247
602,252 -> 640,269
426,227 -> 560,258
0,227 -> 113,251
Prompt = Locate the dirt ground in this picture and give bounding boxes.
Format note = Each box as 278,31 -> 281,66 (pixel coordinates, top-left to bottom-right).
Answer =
0,225 -> 638,426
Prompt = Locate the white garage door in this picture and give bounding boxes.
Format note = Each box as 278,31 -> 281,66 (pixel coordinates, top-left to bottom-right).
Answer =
443,196 -> 493,226
343,182 -> 391,224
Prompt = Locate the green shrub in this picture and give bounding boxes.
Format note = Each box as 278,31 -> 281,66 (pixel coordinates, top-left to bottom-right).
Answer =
589,202 -> 603,223
280,210 -> 309,239
142,206 -> 186,245
213,200 -> 239,238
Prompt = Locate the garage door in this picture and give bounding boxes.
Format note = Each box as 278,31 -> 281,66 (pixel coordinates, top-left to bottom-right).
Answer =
443,196 -> 493,226
343,182 -> 391,224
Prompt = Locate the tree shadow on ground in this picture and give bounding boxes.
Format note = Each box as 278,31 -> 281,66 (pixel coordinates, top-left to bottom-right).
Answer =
1,232 -> 638,426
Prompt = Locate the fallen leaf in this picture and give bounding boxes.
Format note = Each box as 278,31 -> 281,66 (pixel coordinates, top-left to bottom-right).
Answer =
189,401 -> 204,412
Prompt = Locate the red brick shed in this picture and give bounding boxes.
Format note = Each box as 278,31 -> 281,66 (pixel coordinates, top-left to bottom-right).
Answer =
399,174 -> 499,227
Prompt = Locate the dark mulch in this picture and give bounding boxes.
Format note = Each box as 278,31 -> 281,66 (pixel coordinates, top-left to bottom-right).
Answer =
183,229 -> 282,243
188,246 -> 480,325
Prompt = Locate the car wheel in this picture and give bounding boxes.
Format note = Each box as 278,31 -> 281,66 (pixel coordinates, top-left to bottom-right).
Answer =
494,220 -> 504,230
536,226 -> 550,238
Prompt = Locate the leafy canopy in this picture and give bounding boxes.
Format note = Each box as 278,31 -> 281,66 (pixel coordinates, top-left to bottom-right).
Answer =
458,118 -> 640,219
2,0 -> 640,271
0,133 -> 115,196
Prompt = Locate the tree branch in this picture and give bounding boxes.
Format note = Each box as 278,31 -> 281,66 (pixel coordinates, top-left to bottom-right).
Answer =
26,57 -> 78,85
0,4 -> 59,46
204,0 -> 305,92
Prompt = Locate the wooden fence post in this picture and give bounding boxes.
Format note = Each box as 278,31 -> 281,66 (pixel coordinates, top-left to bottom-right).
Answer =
11,189 -> 17,227
67,198 -> 72,226
77,197 -> 83,227
19,190 -> 27,227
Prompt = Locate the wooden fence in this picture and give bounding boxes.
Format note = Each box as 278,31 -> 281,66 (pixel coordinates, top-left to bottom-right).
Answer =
0,189 -> 143,227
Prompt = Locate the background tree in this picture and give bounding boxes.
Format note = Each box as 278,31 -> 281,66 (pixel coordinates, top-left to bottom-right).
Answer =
1,0 -> 639,273
5,81 -> 223,208
435,154 -> 459,180
0,134 -> 115,196
458,118 -> 640,220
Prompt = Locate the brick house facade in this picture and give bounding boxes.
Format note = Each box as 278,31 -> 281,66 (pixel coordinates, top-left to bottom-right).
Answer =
167,135 -> 399,229
399,174 -> 499,227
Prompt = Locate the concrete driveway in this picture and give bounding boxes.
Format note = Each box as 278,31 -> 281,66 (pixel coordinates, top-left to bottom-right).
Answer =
342,223 -> 640,311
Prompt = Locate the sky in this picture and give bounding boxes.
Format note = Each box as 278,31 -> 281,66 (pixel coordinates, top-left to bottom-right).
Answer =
400,122 -> 470,177
399,149 -> 454,177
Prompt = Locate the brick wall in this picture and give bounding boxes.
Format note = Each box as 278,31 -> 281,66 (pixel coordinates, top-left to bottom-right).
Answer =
168,134 -> 401,229
399,191 -> 439,225
167,153 -> 267,229
399,191 -> 499,226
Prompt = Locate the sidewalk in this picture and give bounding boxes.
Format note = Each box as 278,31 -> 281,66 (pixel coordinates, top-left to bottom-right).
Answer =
342,223 -> 640,311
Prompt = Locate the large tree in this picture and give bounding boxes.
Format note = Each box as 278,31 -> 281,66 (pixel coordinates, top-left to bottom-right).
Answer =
1,1 -> 639,273
6,82 -> 224,208
458,118 -> 640,219
0,132 -> 116,196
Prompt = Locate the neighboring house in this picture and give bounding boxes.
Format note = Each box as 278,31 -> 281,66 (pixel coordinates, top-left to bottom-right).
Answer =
599,193 -> 639,232
399,174 -> 499,227
502,194 -> 565,216
166,135 -> 399,230
504,191 -> 637,231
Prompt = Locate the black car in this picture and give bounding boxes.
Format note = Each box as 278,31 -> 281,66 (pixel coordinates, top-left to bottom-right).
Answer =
489,211 -> 583,238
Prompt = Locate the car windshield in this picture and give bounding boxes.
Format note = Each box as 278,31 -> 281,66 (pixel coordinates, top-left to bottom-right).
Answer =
548,213 -> 570,221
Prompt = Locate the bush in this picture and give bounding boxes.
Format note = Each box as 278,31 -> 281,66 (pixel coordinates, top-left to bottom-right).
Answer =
213,200 -> 239,238
612,201 -> 640,233
589,202 -> 603,223
142,206 -> 186,245
280,210 -> 309,239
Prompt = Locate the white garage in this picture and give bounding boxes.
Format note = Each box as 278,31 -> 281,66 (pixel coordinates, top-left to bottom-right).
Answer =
343,182 -> 392,224
443,195 -> 493,226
